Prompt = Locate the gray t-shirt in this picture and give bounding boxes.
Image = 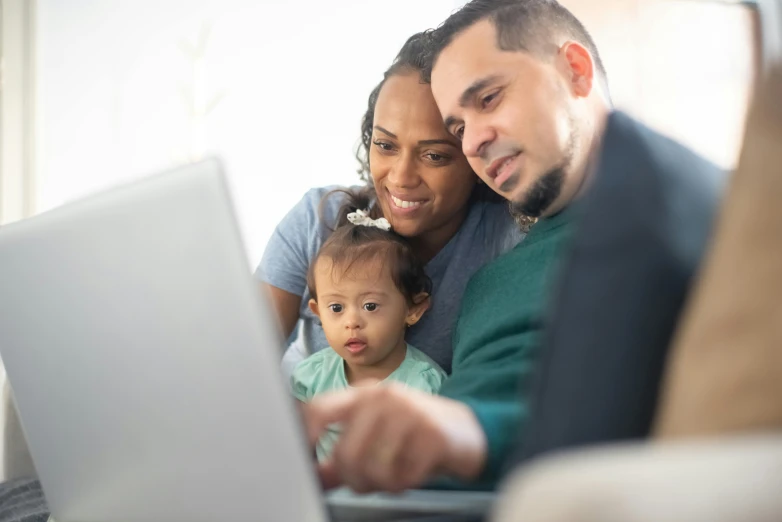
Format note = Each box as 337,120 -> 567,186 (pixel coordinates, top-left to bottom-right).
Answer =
256,186 -> 523,374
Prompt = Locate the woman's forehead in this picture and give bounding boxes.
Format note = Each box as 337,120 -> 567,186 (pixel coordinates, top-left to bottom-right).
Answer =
374,73 -> 450,139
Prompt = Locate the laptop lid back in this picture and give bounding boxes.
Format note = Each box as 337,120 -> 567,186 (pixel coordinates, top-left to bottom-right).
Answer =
0,160 -> 328,522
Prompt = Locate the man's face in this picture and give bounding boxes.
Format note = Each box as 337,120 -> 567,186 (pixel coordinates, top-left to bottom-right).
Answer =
431,20 -> 581,218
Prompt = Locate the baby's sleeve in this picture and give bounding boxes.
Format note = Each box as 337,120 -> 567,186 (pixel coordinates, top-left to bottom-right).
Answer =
290,358 -> 315,402
414,365 -> 448,395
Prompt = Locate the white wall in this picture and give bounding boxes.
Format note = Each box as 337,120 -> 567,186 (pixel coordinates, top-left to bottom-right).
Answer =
35,1 -> 755,271
35,0 -> 463,268
561,0 -> 755,169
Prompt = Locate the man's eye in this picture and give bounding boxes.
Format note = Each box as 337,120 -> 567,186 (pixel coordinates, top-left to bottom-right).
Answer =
329,304 -> 343,313
363,303 -> 378,312
481,91 -> 498,108
455,126 -> 465,141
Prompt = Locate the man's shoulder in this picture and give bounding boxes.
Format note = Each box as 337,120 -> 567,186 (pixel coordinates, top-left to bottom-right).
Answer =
604,111 -> 725,190
599,111 -> 725,260
462,233 -> 543,293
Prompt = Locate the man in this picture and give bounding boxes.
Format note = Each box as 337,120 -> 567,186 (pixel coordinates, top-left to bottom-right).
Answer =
305,0 -> 612,493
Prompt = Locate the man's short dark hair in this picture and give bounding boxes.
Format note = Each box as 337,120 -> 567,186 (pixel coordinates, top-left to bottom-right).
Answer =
425,0 -> 609,96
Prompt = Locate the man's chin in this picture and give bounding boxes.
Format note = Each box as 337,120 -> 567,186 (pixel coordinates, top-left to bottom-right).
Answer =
510,168 -> 565,218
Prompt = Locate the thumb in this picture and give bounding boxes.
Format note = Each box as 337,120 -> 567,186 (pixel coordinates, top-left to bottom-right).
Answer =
318,459 -> 343,490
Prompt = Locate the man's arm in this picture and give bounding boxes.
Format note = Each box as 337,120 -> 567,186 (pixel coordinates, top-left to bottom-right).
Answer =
439,328 -> 539,487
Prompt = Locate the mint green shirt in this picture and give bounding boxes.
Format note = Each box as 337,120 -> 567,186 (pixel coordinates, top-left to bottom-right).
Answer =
291,344 -> 447,460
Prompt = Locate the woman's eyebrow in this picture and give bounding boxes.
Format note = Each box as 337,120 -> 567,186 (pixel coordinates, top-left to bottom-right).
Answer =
418,138 -> 459,147
374,126 -> 397,138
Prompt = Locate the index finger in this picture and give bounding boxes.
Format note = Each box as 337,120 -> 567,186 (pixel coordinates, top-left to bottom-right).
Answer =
304,388 -> 361,444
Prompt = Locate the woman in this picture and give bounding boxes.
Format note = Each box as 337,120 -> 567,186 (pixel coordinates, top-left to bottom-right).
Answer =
257,33 -> 524,374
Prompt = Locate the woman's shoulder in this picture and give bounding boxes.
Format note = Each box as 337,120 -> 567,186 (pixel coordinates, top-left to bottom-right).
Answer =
296,184 -> 359,213
468,199 -> 526,254
271,184 -> 366,245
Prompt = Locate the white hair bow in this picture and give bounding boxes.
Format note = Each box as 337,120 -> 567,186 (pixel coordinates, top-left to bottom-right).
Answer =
346,209 -> 392,231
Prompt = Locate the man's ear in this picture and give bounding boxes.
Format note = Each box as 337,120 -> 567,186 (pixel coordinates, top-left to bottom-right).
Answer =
308,299 -> 320,319
559,41 -> 594,98
406,293 -> 431,327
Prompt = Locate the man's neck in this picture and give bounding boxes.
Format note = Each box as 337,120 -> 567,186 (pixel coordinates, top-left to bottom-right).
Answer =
540,105 -> 610,219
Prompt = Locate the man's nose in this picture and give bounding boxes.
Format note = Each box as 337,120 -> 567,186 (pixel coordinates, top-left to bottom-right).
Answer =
462,119 -> 496,159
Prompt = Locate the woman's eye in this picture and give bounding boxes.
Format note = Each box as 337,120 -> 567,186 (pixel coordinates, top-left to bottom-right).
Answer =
373,140 -> 394,152
363,303 -> 378,312
426,153 -> 447,163
454,126 -> 465,141
329,304 -> 343,313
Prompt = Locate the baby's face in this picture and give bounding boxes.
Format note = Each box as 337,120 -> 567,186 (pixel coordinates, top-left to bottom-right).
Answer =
310,257 -> 411,371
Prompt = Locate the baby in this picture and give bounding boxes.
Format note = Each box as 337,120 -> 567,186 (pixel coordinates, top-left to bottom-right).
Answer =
291,190 -> 447,460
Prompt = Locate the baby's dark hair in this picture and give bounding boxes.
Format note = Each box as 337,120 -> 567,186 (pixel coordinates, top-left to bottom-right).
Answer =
307,188 -> 432,306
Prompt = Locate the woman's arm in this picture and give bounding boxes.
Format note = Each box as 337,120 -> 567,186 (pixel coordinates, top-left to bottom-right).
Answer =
262,282 -> 302,341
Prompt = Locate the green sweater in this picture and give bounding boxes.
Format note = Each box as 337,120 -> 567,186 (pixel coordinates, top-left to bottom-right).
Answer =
438,207 -> 575,488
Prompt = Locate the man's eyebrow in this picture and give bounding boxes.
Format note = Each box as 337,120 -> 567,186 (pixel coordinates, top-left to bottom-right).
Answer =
443,75 -> 503,129
374,126 -> 397,139
459,75 -> 502,108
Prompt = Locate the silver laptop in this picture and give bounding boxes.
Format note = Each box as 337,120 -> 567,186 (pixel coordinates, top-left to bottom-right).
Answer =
0,159 -> 493,522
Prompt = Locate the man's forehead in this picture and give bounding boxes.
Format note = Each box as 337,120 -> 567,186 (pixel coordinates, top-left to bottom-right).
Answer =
435,21 -> 496,71
431,20 -> 502,103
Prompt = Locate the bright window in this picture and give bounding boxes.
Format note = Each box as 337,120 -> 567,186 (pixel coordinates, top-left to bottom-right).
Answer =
35,0 -> 466,267
31,0 -> 756,268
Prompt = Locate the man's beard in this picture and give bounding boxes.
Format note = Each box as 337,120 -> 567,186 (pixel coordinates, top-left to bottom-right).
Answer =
509,123 -> 577,219
509,168 -> 565,218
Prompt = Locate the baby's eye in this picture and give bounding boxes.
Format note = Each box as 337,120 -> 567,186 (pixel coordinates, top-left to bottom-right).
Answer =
329,304 -> 343,313
363,303 -> 378,312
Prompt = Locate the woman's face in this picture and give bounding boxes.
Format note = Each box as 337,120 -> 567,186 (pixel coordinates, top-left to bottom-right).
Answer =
370,71 -> 477,241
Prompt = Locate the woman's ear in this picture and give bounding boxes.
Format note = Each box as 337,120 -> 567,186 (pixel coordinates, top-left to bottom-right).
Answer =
405,293 -> 431,327
308,299 -> 320,319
